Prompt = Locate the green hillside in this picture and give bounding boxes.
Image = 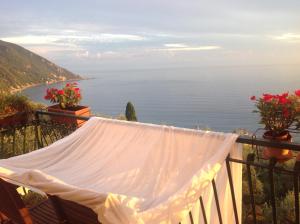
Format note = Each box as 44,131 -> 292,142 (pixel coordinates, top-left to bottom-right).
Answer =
0,40 -> 82,91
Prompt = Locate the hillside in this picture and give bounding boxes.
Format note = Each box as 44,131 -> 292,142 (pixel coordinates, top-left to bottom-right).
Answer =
0,40 -> 82,91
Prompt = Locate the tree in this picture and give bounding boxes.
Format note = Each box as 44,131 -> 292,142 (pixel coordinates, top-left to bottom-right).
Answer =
125,102 -> 137,121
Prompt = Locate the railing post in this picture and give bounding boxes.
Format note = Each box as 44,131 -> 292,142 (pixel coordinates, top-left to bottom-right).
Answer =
268,158 -> 277,224
199,196 -> 208,224
246,153 -> 257,224
226,154 -> 239,224
212,179 -> 223,224
22,126 -> 27,154
12,127 -> 16,155
34,112 -> 42,149
188,211 -> 194,224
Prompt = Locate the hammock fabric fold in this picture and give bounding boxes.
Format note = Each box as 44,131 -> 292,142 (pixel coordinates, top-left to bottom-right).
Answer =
0,117 -> 242,224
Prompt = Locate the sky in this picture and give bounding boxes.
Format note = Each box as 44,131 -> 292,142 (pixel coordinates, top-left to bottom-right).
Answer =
1,0 -> 300,71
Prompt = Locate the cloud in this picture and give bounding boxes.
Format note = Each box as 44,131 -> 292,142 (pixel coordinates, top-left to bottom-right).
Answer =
164,43 -> 188,48
1,32 -> 146,55
271,33 -> 300,42
159,43 -> 221,51
25,46 -> 83,55
75,50 -> 125,60
2,35 -> 60,45
2,33 -> 146,46
76,50 -> 89,58
95,33 -> 145,42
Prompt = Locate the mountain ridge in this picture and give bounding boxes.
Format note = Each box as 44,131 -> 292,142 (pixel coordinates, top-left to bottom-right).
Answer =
0,40 -> 82,92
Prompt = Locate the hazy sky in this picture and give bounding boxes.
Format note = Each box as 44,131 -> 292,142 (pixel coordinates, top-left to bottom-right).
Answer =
1,0 -> 300,71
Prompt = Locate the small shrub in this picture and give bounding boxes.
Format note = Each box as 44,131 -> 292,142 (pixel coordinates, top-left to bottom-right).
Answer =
0,93 -> 44,118
263,191 -> 297,224
125,102 -> 137,121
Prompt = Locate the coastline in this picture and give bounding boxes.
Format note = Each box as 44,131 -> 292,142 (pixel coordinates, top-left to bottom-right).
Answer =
9,77 -> 87,94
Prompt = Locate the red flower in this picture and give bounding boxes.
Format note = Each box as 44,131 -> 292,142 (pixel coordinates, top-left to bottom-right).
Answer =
58,90 -> 64,95
66,83 -> 70,87
278,96 -> 290,105
75,88 -> 80,91
275,92 -> 290,104
250,96 -> 256,101
263,94 -> 273,102
295,89 -> 300,97
44,89 -> 53,100
279,97 -> 290,104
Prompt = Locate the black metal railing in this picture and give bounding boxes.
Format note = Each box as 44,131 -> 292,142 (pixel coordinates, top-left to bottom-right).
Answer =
0,110 -> 300,224
234,131 -> 300,224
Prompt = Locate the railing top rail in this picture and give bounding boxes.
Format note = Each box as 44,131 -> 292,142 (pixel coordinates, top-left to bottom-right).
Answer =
236,135 -> 300,151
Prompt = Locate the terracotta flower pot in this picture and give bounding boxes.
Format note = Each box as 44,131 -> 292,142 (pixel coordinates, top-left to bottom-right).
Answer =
47,104 -> 90,127
0,112 -> 28,128
262,130 -> 293,162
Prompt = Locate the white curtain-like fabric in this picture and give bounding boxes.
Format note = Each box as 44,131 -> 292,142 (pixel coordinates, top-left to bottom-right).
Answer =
0,117 -> 242,224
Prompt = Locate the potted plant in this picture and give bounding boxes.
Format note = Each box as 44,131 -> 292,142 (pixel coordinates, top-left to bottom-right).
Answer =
0,94 -> 40,128
251,90 -> 300,161
44,82 -> 90,126
296,89 -> 300,112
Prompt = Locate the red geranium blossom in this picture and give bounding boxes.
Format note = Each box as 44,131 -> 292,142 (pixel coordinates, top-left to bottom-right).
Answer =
295,89 -> 300,97
58,90 -> 64,95
262,94 -> 273,102
281,92 -> 289,98
278,95 -> 290,105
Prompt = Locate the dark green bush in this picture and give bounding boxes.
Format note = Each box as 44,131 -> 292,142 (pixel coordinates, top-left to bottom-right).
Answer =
125,101 -> 137,121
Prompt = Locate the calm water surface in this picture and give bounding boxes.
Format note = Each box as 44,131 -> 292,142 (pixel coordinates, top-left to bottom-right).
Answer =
22,65 -> 300,133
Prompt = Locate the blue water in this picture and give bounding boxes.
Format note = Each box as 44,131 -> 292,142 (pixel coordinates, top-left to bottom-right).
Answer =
22,65 -> 300,132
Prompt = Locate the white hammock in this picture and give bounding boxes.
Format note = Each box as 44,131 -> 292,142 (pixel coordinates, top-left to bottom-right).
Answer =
0,117 -> 242,224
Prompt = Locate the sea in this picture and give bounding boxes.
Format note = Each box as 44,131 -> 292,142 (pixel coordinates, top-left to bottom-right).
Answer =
22,65 -> 300,133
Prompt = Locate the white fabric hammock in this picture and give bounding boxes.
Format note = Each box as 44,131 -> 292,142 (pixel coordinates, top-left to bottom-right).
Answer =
0,117 -> 242,224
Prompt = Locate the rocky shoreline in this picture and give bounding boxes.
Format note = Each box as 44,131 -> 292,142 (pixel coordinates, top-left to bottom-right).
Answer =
9,78 -> 86,93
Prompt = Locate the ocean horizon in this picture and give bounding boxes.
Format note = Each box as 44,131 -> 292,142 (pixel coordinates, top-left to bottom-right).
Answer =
22,64 -> 300,133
